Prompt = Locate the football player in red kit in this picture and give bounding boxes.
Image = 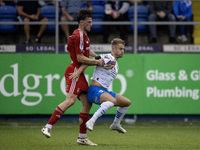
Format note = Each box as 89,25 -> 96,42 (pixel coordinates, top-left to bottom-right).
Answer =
41,9 -> 101,146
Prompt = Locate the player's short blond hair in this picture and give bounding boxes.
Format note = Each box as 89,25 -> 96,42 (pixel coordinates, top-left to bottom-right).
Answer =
111,38 -> 125,46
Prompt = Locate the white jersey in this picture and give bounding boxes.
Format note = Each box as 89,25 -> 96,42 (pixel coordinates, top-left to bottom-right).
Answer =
91,54 -> 119,89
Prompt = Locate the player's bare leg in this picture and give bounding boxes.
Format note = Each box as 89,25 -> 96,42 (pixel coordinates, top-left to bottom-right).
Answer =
86,92 -> 131,133
110,94 -> 131,133
86,93 -> 115,131
41,93 -> 77,138
77,94 -> 97,146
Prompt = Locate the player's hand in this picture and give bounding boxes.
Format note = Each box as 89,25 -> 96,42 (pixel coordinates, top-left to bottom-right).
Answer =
94,56 -> 103,66
99,59 -> 104,66
69,72 -> 80,80
95,59 -> 102,66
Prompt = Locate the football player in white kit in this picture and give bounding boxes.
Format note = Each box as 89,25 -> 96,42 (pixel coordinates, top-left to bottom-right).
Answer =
86,38 -> 131,133
69,38 -> 131,134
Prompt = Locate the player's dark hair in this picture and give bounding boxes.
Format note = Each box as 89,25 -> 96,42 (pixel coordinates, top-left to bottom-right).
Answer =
77,8 -> 92,23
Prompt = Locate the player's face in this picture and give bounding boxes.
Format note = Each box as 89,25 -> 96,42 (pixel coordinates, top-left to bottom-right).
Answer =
113,44 -> 124,59
83,17 -> 92,32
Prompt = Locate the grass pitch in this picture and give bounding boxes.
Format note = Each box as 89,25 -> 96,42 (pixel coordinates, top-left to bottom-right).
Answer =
0,120 -> 200,150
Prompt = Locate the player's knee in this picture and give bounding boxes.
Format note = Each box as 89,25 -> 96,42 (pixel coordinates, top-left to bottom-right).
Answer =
69,100 -> 76,106
82,101 -> 92,110
65,95 -> 76,106
69,98 -> 76,106
126,99 -> 131,107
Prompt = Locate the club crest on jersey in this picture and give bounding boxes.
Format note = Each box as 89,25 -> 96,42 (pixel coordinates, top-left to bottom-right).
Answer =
99,90 -> 104,93
80,44 -> 84,52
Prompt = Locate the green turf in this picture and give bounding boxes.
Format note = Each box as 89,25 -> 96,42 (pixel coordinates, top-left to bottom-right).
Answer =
0,121 -> 200,150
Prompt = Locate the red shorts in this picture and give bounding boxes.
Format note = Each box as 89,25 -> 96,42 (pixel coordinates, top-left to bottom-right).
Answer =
65,63 -> 88,96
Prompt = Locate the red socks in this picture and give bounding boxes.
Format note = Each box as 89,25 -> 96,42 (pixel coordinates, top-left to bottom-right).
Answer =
79,113 -> 89,134
47,106 -> 64,125
47,108 -> 89,135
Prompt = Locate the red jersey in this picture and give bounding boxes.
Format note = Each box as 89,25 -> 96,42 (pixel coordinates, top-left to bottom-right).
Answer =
65,28 -> 90,96
67,29 -> 90,68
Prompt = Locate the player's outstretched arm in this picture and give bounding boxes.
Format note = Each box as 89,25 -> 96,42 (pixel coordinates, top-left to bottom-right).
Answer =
77,53 -> 102,66
70,54 -> 103,79
89,49 -> 98,57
